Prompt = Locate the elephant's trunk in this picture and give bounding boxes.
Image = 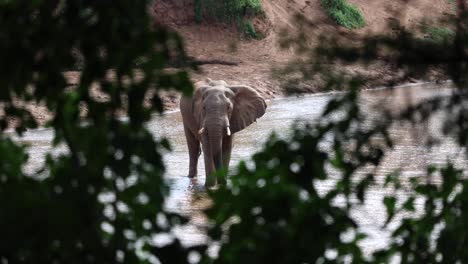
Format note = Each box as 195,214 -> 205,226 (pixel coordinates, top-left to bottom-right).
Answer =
207,126 -> 223,169
203,115 -> 230,187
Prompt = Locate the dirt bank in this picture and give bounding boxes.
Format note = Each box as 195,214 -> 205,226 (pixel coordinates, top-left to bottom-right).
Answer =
153,0 -> 454,108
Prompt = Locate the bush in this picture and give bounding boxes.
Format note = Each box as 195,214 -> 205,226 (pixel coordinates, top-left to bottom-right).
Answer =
321,0 -> 366,29
195,0 -> 263,23
241,21 -> 262,39
194,0 -> 265,40
424,25 -> 455,44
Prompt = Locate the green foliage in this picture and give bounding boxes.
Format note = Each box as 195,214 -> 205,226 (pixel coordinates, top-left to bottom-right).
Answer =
423,25 -> 455,44
195,0 -> 263,23
374,164 -> 468,262
321,0 -> 366,29
0,0 -> 200,262
195,0 -> 204,23
194,0 -> 264,40
241,21 -> 261,39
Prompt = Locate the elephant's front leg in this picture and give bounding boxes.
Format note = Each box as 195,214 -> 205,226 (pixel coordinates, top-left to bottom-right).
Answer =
184,125 -> 200,178
220,135 -> 233,185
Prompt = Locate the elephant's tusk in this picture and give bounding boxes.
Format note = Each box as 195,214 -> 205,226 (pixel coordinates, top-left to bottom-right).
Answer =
198,127 -> 205,135
226,126 -> 231,136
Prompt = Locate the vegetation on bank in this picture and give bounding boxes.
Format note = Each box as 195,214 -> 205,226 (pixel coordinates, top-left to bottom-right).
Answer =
321,0 -> 366,29
423,25 -> 455,44
240,20 -> 261,39
194,0 -> 265,39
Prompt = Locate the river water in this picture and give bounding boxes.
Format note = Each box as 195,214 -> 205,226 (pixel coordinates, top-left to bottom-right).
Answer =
9,82 -> 467,255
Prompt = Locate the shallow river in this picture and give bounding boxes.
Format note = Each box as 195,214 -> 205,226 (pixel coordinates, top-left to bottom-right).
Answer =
10,82 -> 467,255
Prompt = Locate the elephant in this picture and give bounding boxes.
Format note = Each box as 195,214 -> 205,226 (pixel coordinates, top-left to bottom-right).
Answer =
180,79 -> 267,187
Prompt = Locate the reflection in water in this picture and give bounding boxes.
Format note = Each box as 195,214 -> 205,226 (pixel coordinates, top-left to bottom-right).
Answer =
11,82 -> 466,253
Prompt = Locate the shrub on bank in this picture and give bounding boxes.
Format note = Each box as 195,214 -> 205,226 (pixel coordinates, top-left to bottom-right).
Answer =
423,25 -> 455,44
194,0 -> 265,39
321,0 -> 366,29
195,0 -> 263,23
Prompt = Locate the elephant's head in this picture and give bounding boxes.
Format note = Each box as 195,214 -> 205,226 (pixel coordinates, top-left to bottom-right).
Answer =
193,79 -> 266,172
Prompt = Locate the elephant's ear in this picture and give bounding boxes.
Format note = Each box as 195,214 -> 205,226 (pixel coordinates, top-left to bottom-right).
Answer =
228,85 -> 267,133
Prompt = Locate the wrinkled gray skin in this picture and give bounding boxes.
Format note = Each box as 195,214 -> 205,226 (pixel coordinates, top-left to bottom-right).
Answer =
180,79 -> 267,187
